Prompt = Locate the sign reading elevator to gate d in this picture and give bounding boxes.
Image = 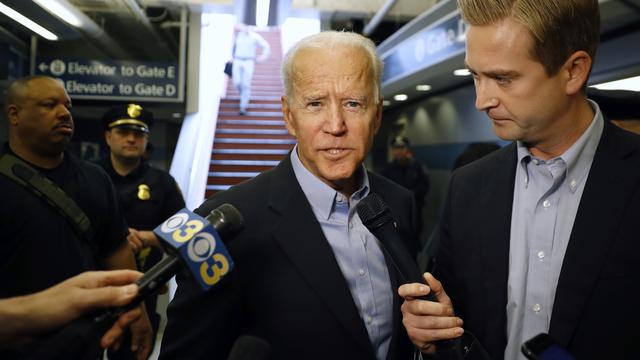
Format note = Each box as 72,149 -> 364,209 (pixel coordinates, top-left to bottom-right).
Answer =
35,58 -> 182,102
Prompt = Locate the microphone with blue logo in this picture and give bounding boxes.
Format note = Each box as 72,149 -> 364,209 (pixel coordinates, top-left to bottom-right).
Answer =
131,203 -> 244,305
28,204 -> 244,360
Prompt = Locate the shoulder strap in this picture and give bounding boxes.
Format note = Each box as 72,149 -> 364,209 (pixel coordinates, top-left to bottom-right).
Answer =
0,153 -> 93,241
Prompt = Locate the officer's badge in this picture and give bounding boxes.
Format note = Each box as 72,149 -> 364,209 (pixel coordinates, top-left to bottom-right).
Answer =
127,104 -> 143,119
137,184 -> 151,200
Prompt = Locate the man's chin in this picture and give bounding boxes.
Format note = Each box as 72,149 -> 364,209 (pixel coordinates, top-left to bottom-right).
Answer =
492,124 -> 521,142
118,153 -> 143,162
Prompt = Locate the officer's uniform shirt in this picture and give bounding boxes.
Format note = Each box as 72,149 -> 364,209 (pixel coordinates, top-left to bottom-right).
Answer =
98,158 -> 185,271
0,143 -> 128,298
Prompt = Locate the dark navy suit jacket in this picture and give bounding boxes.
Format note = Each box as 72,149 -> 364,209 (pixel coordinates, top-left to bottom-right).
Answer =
160,153 -> 418,360
435,121 -> 640,359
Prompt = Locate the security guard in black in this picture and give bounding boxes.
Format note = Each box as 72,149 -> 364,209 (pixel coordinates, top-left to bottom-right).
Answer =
99,104 -> 184,358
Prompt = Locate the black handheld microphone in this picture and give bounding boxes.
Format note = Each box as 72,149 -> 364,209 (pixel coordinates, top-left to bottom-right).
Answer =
228,335 -> 271,360
356,193 -> 436,302
357,193 -> 491,360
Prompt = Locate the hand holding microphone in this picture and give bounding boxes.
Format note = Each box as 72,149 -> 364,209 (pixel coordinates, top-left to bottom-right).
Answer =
356,194 -> 468,357
29,204 -> 244,360
397,273 -> 463,354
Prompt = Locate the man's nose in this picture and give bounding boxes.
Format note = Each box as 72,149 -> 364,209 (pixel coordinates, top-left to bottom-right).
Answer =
474,81 -> 499,111
323,105 -> 347,135
58,105 -> 72,119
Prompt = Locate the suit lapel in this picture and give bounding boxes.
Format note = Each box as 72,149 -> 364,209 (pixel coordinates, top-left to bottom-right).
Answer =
268,156 -> 376,358
550,123 -> 640,346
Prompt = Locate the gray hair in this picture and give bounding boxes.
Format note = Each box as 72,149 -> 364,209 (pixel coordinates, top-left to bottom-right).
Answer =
281,31 -> 383,103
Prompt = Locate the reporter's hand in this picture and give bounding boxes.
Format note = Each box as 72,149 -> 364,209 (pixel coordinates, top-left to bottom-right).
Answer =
127,228 -> 145,253
100,307 -> 141,349
1,270 -> 142,342
129,305 -> 153,360
128,229 -> 162,253
398,272 -> 464,354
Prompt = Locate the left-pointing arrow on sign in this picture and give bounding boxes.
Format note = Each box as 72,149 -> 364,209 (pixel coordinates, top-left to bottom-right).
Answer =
38,62 -> 49,72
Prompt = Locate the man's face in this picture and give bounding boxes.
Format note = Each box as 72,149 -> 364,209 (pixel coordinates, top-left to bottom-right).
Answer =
105,127 -> 148,160
8,78 -> 73,155
282,46 -> 382,193
465,18 -> 569,145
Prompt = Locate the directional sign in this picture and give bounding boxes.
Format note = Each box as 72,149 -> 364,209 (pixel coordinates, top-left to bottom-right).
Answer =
381,12 -> 468,84
35,58 -> 182,102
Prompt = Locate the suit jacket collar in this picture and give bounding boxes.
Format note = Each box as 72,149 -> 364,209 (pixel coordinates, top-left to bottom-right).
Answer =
267,154 -> 377,358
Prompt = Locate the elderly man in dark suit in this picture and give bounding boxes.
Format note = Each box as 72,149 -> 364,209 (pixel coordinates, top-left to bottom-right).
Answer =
399,1 -> 640,360
159,31 -> 418,360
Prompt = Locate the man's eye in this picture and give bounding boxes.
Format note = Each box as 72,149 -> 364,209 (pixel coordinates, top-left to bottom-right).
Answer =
308,101 -> 321,107
495,76 -> 511,85
346,101 -> 361,108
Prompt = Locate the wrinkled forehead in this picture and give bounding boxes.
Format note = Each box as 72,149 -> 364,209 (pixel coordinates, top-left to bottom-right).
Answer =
291,46 -> 374,94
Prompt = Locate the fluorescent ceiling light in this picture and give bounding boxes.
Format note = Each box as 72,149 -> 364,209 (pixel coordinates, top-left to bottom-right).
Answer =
453,68 -> 472,76
394,94 -> 408,101
0,3 -> 58,40
416,84 -> 432,91
382,100 -> 391,106
591,75 -> 640,91
256,0 -> 271,27
34,0 -> 83,28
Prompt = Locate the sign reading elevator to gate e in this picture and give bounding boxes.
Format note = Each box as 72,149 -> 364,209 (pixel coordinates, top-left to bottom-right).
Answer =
35,58 -> 181,102
154,208 -> 234,290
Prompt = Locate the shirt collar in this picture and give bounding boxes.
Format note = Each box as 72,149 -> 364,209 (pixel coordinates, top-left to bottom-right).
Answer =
516,99 -> 604,192
290,145 -> 370,220
561,99 -> 603,192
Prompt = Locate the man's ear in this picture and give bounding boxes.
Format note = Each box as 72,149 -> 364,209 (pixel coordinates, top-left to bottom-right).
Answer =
104,130 -> 112,146
563,50 -> 592,95
281,96 -> 297,137
7,104 -> 19,126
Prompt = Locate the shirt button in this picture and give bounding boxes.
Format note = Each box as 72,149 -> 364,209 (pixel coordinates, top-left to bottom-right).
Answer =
348,223 -> 354,229
533,159 -> 540,165
366,316 -> 373,324
537,251 -> 545,260
570,179 -> 577,190
543,200 -> 551,208
532,303 -> 542,313
358,269 -> 365,276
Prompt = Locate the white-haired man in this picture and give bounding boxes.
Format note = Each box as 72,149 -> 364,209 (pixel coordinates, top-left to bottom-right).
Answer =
160,31 -> 419,360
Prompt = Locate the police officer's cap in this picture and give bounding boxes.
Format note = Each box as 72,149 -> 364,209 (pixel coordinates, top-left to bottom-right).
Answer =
390,136 -> 410,148
103,104 -> 153,133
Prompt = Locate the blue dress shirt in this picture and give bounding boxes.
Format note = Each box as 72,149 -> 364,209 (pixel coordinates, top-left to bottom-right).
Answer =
505,100 -> 605,360
290,147 -> 393,360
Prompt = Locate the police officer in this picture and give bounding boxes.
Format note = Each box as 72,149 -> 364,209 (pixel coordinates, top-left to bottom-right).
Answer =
99,104 -> 185,358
